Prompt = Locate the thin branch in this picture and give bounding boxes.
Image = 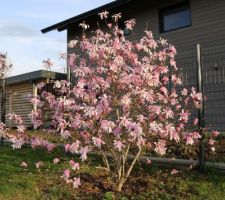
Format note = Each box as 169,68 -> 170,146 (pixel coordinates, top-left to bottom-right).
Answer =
124,148 -> 142,181
101,150 -> 110,172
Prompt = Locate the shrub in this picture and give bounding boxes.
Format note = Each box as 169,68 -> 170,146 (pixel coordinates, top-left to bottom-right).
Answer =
3,12 -> 219,192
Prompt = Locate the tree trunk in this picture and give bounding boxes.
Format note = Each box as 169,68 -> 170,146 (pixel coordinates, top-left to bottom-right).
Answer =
116,179 -> 125,192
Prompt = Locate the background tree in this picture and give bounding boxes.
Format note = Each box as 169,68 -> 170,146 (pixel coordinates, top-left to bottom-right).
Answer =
0,52 -> 12,144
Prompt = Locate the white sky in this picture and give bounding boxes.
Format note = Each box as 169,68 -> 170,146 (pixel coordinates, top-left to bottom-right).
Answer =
0,0 -> 113,76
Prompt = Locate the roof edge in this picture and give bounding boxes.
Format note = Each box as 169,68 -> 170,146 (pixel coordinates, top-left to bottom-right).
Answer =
6,70 -> 66,85
41,0 -> 132,33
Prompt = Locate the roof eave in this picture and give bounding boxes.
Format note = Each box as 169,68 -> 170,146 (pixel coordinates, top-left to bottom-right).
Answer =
41,0 -> 133,33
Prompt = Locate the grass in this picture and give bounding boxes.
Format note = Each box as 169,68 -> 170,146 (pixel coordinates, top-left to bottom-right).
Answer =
0,144 -> 225,200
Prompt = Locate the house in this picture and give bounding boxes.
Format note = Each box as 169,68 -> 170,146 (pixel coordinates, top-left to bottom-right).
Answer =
41,0 -> 225,130
0,70 -> 66,128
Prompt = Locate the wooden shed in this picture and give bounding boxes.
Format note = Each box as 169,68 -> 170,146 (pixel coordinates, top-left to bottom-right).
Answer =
0,70 -> 66,128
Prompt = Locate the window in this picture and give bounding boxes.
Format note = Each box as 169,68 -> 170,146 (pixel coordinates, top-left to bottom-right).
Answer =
159,1 -> 191,33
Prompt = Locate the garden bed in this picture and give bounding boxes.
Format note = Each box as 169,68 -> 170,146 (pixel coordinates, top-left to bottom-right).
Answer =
0,144 -> 224,200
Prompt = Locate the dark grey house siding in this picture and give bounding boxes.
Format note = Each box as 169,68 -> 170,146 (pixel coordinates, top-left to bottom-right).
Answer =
64,0 -> 225,130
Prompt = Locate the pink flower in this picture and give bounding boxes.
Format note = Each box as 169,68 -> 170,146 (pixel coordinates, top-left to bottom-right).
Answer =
125,19 -> 136,30
68,40 -> 78,48
79,146 -> 89,161
212,130 -> 219,137
37,82 -> 45,89
137,115 -> 146,123
46,142 -> 56,152
73,177 -> 81,188
119,116 -> 132,127
113,127 -> 122,137
112,13 -> 122,22
101,120 -> 115,133
20,162 -> 28,168
65,141 -> 80,154
179,110 -> 189,123
181,88 -> 188,96
98,11 -> 109,20
121,95 -> 131,108
92,137 -> 105,148
60,130 -> 71,139
146,159 -> 152,165
113,140 -> 124,152
35,161 -> 43,169
54,80 -> 61,89
160,86 -> 168,95
193,118 -> 198,126
154,140 -> 166,155
17,125 -> 26,133
53,158 -> 60,164
79,21 -> 90,30
171,169 -> 179,175
10,137 -> 24,149
185,135 -> 194,145
208,139 -> 215,146
80,131 -> 91,144
162,108 -> 174,119
43,58 -> 53,70
69,160 -> 80,171
62,169 -> 70,180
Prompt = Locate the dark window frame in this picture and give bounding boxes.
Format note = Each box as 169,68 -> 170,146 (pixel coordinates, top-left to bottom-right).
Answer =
159,1 -> 192,33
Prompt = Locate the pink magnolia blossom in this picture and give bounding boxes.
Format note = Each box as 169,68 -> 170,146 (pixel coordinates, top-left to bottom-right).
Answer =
181,88 -> 188,96
35,161 -> 43,169
171,169 -> 179,175
20,162 -> 28,168
113,140 -> 124,152
92,136 -> 105,148
65,140 -> 80,154
69,160 -> 80,171
101,120 -> 115,133
68,40 -> 78,48
79,146 -> 89,161
98,11 -> 109,20
125,19 -> 136,30
121,95 -> 131,108
79,21 -> 90,30
212,130 -> 220,137
53,158 -> 60,164
208,139 -> 215,146
10,137 -> 24,149
43,58 -> 53,70
37,82 -> 45,89
73,177 -> 81,188
62,169 -> 71,180
146,159 -> 152,165
154,140 -> 166,155
60,130 -> 71,139
54,80 -> 61,89
17,125 -> 26,133
211,147 -> 216,152
112,13 -> 122,22
193,118 -> 199,126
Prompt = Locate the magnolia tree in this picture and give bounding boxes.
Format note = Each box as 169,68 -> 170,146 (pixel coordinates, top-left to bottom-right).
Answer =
3,12 -> 219,192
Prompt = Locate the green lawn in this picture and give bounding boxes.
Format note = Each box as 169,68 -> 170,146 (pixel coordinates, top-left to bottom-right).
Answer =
0,144 -> 225,200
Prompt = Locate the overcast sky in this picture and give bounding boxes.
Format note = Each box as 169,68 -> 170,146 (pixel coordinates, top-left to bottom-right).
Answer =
0,0 -> 112,76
